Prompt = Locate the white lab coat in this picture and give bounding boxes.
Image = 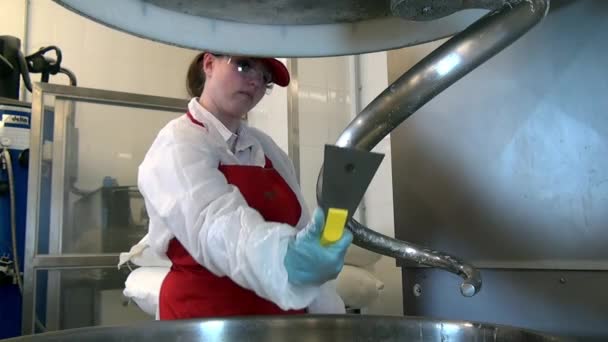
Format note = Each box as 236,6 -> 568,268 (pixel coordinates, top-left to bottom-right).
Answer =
137,98 -> 344,313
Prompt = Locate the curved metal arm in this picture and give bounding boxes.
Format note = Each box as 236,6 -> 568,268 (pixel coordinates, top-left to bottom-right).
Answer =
318,0 -> 549,296
348,219 -> 482,296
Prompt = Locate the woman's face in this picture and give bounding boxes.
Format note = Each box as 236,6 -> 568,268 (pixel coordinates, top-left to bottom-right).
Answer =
202,54 -> 271,119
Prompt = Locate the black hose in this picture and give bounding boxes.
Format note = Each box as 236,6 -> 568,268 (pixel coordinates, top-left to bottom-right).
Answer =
16,50 -> 33,92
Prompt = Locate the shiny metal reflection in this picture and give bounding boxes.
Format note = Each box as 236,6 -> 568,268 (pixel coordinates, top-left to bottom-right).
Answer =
318,0 -> 550,296
5,315 -> 573,341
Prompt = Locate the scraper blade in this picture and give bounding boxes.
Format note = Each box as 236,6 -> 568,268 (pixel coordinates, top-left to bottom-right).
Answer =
319,144 -> 384,245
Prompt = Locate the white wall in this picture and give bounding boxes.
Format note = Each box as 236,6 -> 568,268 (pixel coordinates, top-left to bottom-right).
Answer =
249,63 -> 289,152
27,1 -> 192,98
356,52 -> 403,316
296,56 -> 351,212
0,0 -> 27,40
295,53 -> 403,315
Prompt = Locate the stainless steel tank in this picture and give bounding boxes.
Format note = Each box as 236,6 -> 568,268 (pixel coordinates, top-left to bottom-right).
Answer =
5,315 -> 573,341
390,0 -> 608,339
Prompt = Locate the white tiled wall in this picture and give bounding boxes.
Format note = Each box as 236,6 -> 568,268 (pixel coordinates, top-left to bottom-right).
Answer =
23,1 -> 193,99
356,52 -> 403,316
0,0 -> 27,40
297,56 -> 352,213
296,53 -> 404,315
249,59 -> 290,152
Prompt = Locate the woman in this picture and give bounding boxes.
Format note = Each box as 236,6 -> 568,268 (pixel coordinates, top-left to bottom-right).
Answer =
138,52 -> 353,319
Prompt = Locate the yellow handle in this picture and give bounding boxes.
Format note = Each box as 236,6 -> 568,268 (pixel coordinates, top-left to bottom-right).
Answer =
320,208 -> 348,246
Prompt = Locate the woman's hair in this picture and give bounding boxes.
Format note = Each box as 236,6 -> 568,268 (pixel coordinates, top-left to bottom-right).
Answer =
186,52 -> 206,97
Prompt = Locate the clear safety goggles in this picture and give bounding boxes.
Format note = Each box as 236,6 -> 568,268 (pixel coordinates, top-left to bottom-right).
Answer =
225,56 -> 274,94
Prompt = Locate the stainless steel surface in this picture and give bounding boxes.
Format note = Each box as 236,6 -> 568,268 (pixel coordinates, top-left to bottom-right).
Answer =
143,0 -> 510,24
32,255 -> 119,269
145,0 -> 389,25
333,0 -> 549,150
316,0 -> 549,297
6,315 -> 572,341
321,145 -> 384,221
403,268 -> 608,341
392,0 -> 608,339
44,270 -> 61,332
23,85 -> 47,334
348,219 -> 482,297
0,97 -> 30,108
23,83 -> 187,334
286,59 -> 300,183
45,99 -> 70,331
391,0 -> 608,268
36,83 -> 188,111
391,0 -> 506,21
51,0 -> 489,57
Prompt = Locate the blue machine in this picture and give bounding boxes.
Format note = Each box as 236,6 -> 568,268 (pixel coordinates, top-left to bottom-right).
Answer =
0,100 -> 54,338
0,102 -> 31,339
1,34 -> 68,338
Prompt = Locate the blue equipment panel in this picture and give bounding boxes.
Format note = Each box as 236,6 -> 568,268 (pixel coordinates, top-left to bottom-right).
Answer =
0,103 -> 31,339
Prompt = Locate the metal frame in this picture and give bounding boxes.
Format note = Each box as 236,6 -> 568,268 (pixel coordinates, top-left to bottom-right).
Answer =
0,96 -> 31,108
44,98 -> 70,330
286,59 -> 300,184
23,82 -> 187,334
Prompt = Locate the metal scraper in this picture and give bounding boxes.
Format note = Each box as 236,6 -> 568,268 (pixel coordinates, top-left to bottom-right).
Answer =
319,144 -> 384,245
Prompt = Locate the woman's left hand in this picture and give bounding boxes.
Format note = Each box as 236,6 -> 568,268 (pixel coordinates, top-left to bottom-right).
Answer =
283,208 -> 353,286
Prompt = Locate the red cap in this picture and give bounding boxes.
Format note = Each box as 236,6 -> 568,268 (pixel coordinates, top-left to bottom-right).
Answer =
260,58 -> 290,87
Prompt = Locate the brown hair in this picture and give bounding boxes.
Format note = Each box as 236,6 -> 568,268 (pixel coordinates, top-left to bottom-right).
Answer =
186,52 -> 206,97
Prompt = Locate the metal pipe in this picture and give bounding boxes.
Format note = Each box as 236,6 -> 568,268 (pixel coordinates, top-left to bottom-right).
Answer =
319,0 -> 549,297
347,219 -> 481,297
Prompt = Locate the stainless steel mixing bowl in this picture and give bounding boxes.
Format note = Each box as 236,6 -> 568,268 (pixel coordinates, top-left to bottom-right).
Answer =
6,315 -> 573,341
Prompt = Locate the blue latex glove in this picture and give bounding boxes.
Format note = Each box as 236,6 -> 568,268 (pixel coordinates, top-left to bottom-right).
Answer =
284,207 -> 353,286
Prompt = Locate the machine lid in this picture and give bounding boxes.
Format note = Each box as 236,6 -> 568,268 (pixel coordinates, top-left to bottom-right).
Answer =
52,0 -> 487,57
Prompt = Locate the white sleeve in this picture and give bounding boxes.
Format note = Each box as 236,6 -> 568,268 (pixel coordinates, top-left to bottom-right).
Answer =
138,126 -> 319,310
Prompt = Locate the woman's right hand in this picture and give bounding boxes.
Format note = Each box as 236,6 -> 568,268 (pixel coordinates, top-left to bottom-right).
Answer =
283,208 -> 353,286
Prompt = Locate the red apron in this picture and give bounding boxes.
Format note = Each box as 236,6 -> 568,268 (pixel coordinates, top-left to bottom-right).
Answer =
158,112 -> 306,320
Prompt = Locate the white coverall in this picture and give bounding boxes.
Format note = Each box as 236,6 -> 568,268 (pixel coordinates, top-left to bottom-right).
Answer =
137,98 -> 344,313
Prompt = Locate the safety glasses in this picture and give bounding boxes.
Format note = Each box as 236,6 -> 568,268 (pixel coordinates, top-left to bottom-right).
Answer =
225,56 -> 274,94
